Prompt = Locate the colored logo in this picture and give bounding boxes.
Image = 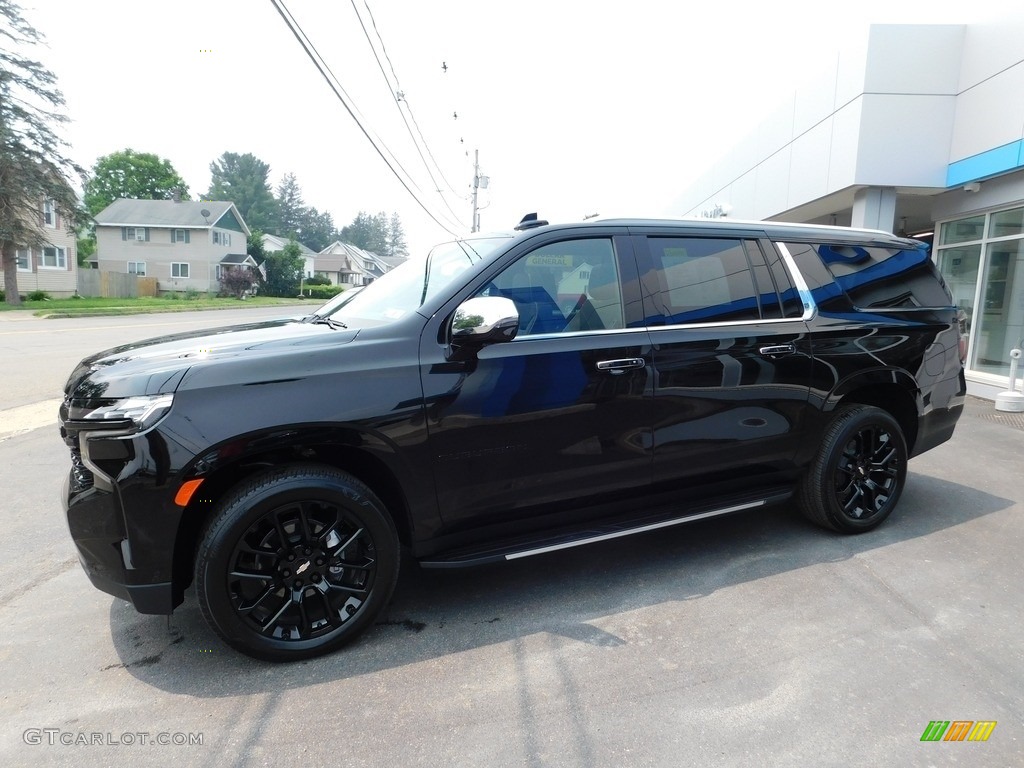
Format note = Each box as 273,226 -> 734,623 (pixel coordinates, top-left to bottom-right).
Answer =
920,721 -> 996,742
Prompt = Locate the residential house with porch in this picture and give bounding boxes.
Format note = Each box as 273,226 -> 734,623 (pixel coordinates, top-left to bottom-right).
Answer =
93,199 -> 254,293
0,197 -> 78,298
315,241 -> 405,286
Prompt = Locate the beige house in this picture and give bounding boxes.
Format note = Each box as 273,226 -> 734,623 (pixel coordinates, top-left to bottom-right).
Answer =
0,198 -> 78,298
93,199 -> 253,293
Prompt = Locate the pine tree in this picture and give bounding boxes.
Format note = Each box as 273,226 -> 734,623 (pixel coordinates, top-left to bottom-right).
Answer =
275,172 -> 304,239
0,0 -> 86,305
207,152 -> 278,233
387,212 -> 408,258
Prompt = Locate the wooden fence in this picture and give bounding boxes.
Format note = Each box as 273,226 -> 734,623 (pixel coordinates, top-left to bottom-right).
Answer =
78,271 -> 158,298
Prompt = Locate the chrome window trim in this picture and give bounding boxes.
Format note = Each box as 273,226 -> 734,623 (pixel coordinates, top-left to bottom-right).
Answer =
503,239 -> 818,341
514,315 -> 807,342
772,241 -> 817,321
646,316 -> 806,333
514,326 -> 649,342
850,304 -> 957,313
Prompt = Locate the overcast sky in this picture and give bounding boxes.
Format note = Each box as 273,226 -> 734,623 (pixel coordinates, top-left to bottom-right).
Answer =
24,0 -> 986,254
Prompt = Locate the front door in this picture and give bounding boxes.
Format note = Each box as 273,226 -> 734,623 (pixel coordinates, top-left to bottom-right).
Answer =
420,233 -> 654,535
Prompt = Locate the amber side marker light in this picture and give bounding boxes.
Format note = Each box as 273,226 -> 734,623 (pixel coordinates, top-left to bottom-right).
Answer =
174,478 -> 205,507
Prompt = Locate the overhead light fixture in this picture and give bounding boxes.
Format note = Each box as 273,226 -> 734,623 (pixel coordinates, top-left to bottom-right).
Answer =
963,182 -> 981,193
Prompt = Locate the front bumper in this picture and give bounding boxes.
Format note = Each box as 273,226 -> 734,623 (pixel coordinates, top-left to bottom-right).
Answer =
63,475 -> 180,614
60,417 -> 189,615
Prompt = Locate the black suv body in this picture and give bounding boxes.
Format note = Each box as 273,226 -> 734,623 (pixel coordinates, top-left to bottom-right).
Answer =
60,218 -> 965,660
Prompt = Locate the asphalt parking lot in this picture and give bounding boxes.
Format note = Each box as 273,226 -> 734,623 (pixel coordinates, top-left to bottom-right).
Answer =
0,308 -> 1021,767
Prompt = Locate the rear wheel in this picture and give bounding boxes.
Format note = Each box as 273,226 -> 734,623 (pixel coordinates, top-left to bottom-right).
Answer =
195,465 -> 399,661
798,405 -> 907,533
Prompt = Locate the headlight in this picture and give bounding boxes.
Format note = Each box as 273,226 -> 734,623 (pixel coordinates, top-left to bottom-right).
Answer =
78,394 -> 174,431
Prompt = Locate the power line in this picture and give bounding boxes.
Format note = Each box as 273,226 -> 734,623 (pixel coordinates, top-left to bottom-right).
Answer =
360,1 -> 464,199
349,0 -> 465,225
268,0 -> 462,236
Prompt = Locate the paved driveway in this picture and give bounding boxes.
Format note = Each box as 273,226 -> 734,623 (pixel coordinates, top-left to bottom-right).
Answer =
0,308 -> 1020,767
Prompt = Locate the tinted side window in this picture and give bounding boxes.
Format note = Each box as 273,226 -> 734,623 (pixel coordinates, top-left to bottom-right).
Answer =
761,241 -> 804,318
646,237 -> 760,324
784,241 -> 952,310
744,239 -> 792,320
781,241 -> 852,314
480,238 -> 624,336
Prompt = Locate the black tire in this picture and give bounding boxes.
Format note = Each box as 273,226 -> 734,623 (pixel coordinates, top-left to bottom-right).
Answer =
798,405 -> 908,533
195,465 -> 399,662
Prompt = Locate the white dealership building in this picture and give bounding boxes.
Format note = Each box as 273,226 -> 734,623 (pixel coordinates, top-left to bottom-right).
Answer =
675,14 -> 1024,400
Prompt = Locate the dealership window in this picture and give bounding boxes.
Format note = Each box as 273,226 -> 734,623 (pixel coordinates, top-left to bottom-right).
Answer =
41,246 -> 66,269
171,262 -> 190,278
128,261 -> 146,276
16,249 -> 31,271
936,206 -> 1024,378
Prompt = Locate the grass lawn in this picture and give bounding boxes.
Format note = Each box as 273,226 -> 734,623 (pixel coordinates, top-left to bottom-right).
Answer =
0,295 -> 312,318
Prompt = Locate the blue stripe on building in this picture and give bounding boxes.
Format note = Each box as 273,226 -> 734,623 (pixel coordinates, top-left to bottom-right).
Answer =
946,139 -> 1024,187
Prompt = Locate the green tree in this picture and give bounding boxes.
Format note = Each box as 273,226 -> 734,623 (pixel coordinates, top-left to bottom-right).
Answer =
386,212 -> 408,258
298,205 -> 336,252
207,151 -> 278,233
246,229 -> 267,263
261,241 -> 304,297
340,211 -> 389,253
275,172 -> 304,239
82,148 -> 189,216
76,235 -> 95,265
0,0 -> 86,306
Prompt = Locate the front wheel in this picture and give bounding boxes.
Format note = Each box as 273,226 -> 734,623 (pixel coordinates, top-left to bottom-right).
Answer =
195,465 -> 399,661
798,405 -> 908,533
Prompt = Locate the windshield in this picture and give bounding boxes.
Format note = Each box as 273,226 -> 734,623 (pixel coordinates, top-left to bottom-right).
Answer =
316,236 -> 511,324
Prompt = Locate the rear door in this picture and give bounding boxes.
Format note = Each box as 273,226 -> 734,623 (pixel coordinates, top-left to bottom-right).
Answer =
632,228 -> 814,494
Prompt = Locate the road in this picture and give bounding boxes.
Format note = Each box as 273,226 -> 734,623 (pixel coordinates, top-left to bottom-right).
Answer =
0,306 -> 299,412
0,307 -> 1021,766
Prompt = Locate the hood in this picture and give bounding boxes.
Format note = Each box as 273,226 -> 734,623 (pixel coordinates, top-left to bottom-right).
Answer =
65,317 -> 359,401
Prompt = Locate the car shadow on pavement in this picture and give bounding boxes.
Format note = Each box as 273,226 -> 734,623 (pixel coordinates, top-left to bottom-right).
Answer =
105,470 -> 1013,696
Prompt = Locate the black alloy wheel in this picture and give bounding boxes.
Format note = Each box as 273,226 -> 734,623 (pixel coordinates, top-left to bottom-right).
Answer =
196,466 -> 399,661
798,405 -> 908,533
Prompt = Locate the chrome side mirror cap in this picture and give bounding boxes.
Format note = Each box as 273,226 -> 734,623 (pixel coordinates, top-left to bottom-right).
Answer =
451,296 -> 519,347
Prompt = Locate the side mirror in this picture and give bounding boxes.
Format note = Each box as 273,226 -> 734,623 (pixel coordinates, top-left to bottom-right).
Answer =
451,296 -> 519,348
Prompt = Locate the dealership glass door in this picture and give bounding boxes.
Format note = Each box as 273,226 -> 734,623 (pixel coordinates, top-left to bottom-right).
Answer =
936,206 -> 1024,379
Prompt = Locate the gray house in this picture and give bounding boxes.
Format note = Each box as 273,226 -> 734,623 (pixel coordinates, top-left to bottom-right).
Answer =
93,199 -> 254,293
315,241 -> 405,286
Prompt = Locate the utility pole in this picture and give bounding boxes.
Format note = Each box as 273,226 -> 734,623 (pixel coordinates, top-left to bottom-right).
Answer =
471,149 -> 480,233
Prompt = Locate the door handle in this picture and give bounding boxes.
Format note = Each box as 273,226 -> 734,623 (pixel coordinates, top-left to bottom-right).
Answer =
596,358 -> 645,375
758,343 -> 796,358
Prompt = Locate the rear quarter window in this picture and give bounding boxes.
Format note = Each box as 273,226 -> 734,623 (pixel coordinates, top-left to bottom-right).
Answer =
783,241 -> 952,310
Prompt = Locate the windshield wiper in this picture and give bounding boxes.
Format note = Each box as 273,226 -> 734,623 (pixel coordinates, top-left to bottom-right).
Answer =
309,315 -> 347,330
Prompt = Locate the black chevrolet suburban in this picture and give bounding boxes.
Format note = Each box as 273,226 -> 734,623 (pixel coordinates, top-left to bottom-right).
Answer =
60,217 -> 966,660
